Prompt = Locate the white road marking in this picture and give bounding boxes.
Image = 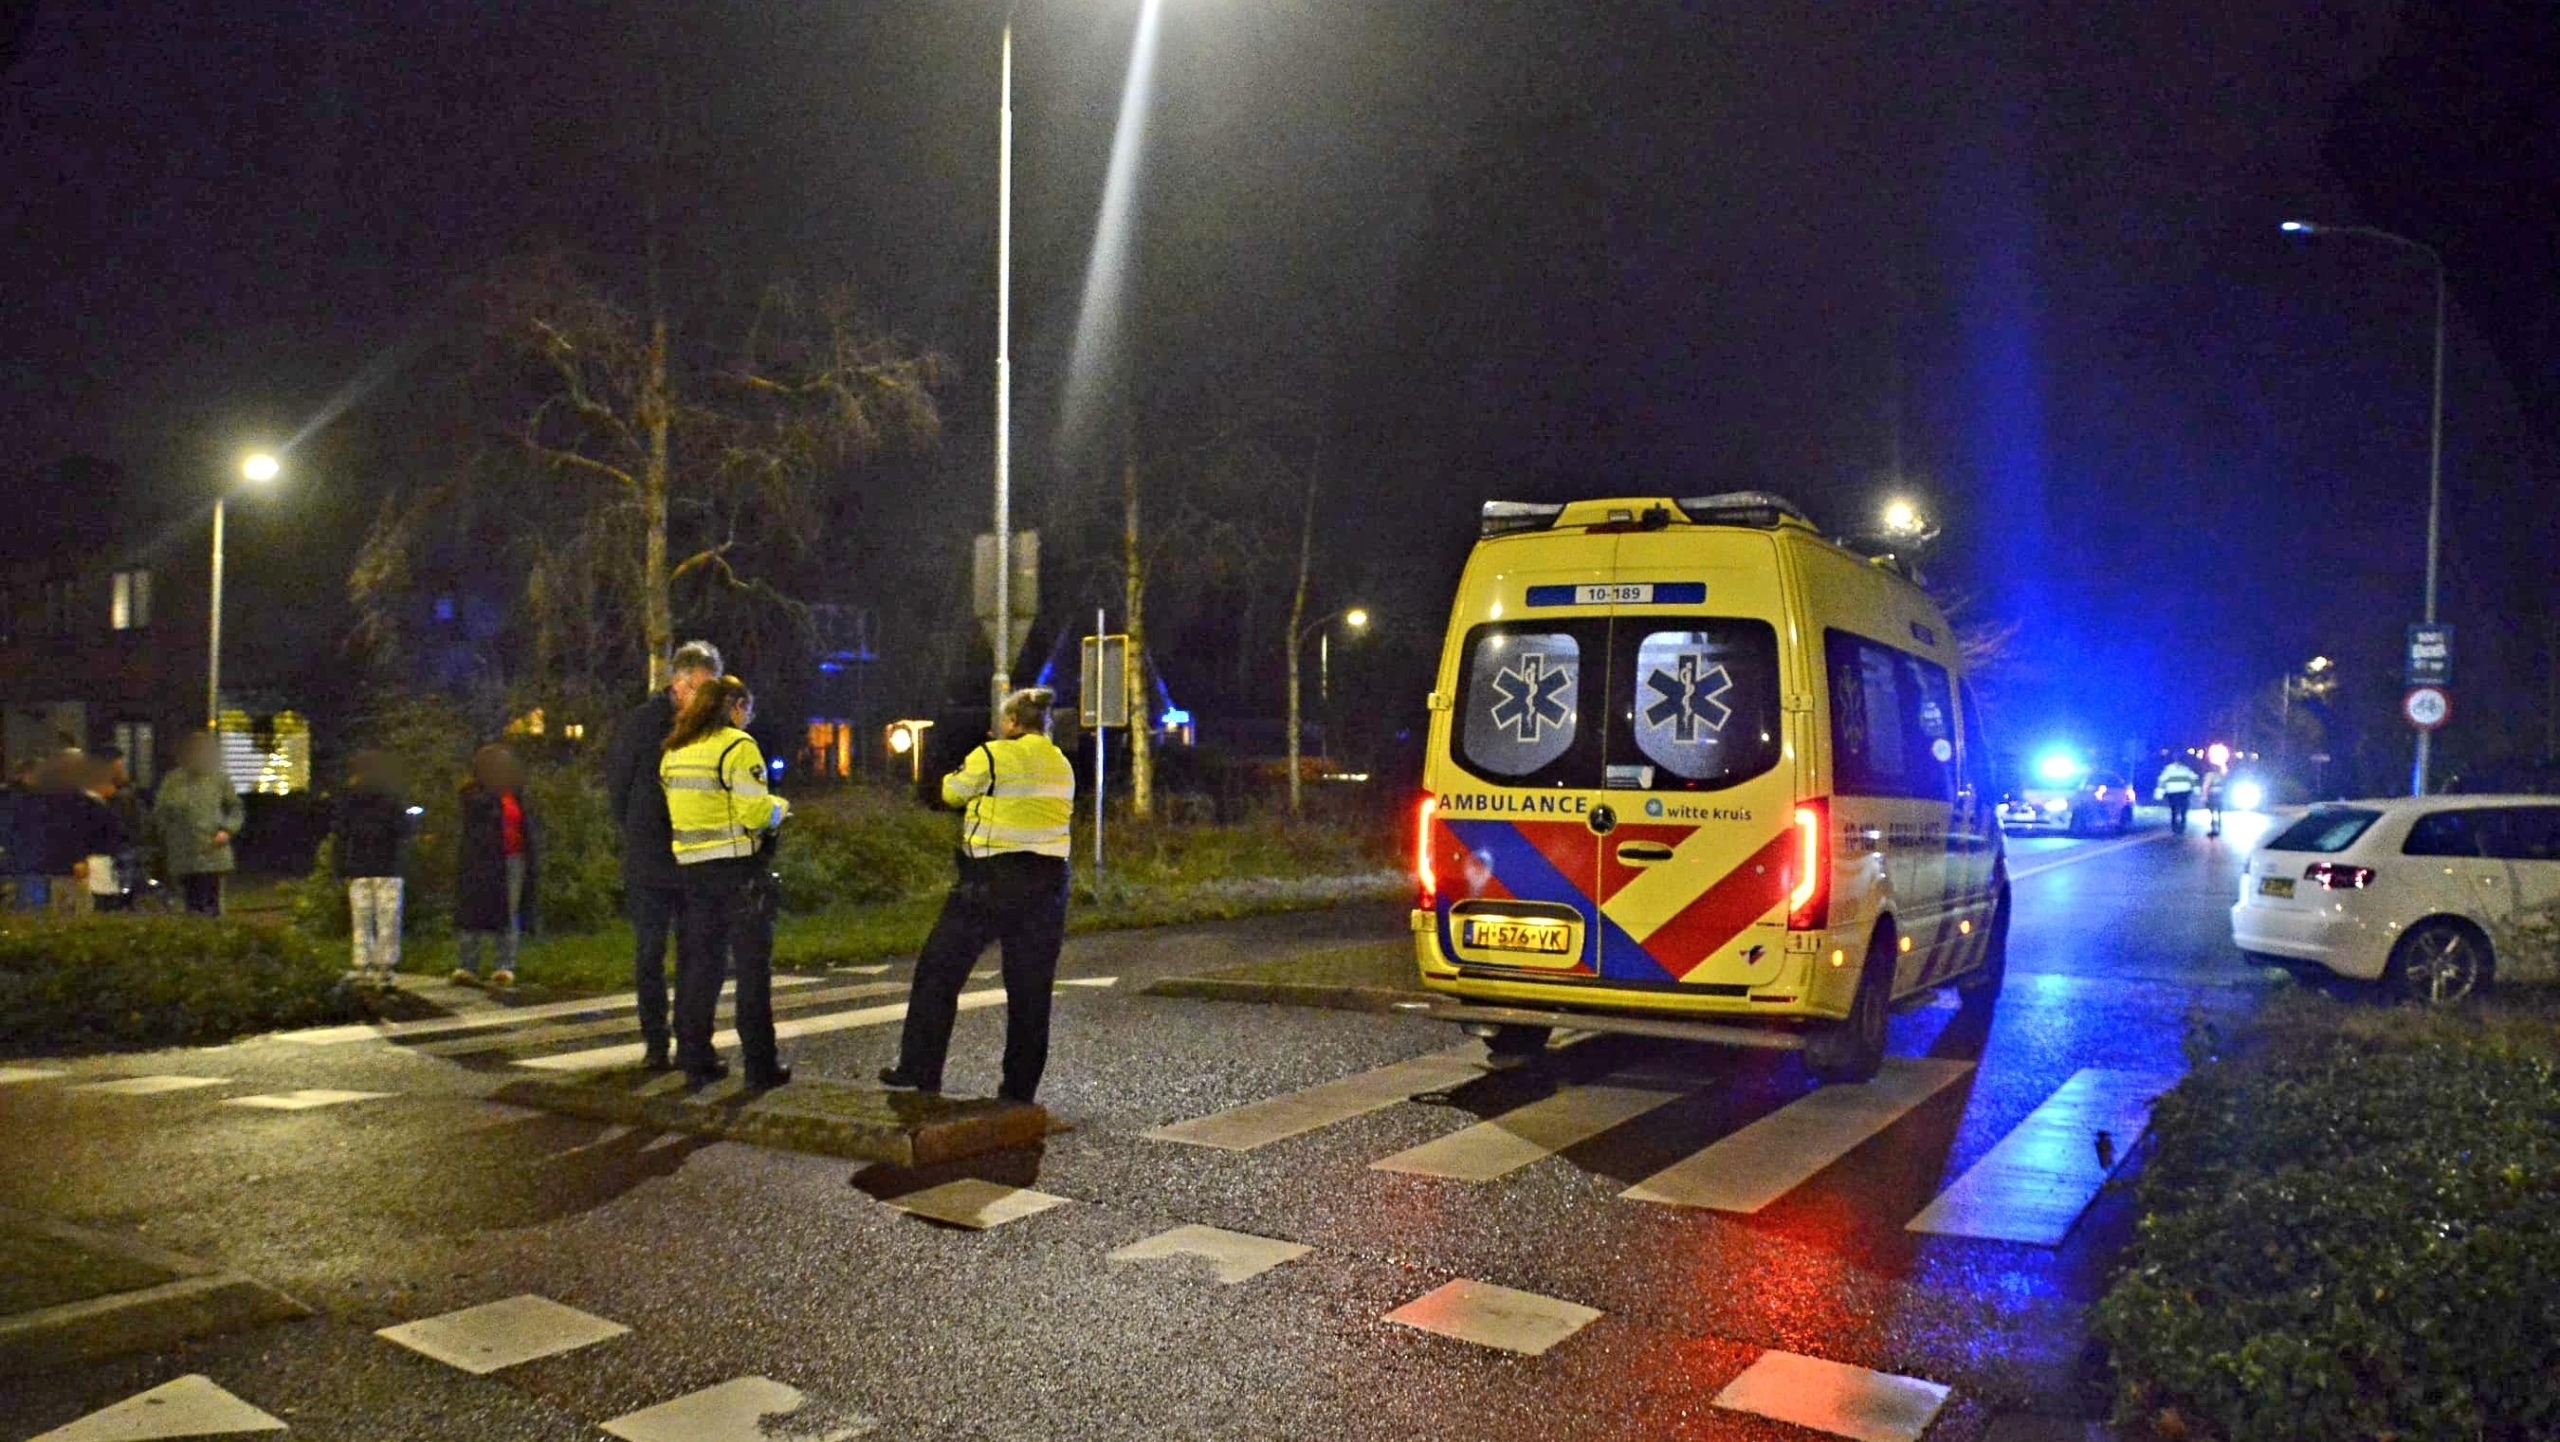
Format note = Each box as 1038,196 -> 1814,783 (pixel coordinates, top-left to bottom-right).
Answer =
1057,976 -> 1118,988
2007,831 -> 2166,882
1905,1066 -> 2180,1244
1370,1085 -> 1680,1181
0,1066 -> 66,1085
1713,1348 -> 1952,1442
884,1178 -> 1069,1230
224,1089 -> 393,1111
831,964 -> 893,976
601,1375 -> 874,1442
276,977 -> 825,1046
513,988 -> 1011,1072
27,1374 -> 286,1441
376,1293 -> 629,1375
1620,1058 -> 1975,1212
416,981 -> 905,1058
1383,1278 -> 1603,1356
70,1075 -> 230,1097
1142,1049 -> 1489,1152
1107,1223 -> 1312,1284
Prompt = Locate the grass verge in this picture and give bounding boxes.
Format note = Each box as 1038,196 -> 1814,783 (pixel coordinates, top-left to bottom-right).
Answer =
2094,988 -> 2560,1442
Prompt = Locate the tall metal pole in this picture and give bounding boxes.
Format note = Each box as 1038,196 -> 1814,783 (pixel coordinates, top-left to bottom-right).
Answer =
2411,257 -> 2446,797
990,10 -> 1015,732
1093,606 -> 1106,895
206,494 -> 226,728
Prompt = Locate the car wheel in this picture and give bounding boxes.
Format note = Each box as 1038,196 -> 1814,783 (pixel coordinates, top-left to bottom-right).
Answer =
1957,887 -> 2010,1003
2384,919 -> 2494,1006
1807,929 -> 1894,1084
1481,1024 -> 1552,1070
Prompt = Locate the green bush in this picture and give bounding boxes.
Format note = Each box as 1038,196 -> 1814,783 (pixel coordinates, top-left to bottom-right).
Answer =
0,914 -> 357,1047
2096,1000 -> 2560,1441
770,789 -> 957,909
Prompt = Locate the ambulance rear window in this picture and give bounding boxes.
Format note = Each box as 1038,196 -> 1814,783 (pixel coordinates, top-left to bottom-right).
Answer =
1452,618 -> 1780,791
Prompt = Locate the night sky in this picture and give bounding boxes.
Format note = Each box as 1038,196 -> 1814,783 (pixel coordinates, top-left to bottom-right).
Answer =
3,1 -> 2552,788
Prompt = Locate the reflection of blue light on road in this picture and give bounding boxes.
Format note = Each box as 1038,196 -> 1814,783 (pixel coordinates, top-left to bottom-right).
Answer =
2035,752 -> 2082,783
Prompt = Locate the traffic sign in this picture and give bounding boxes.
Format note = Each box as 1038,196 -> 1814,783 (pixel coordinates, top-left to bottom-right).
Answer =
973,530 -> 1039,665
2402,685 -> 2451,731
1080,633 -> 1131,728
2406,624 -> 2452,686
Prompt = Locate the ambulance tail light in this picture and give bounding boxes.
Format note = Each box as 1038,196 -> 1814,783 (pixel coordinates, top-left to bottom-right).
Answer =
1787,800 -> 1830,931
1414,794 -> 1440,908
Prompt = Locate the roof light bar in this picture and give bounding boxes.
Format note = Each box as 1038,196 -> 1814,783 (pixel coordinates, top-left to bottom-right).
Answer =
1479,501 -> 1569,537
1674,492 -> 1812,529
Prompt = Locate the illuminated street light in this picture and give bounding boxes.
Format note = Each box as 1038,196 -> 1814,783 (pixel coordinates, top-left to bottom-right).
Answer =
209,451 -> 285,727
1345,607 -> 1371,631
1289,605 -> 1375,816
1883,498 -> 1919,534
2281,219 -> 2446,795
885,719 -> 934,783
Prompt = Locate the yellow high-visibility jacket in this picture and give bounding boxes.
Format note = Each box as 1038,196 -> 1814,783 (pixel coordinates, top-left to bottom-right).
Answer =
661,727 -> 789,865
945,734 -> 1074,859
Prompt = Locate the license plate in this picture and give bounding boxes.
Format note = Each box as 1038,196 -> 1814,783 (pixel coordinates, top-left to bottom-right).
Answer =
2258,877 -> 2295,898
1463,917 -> 1573,955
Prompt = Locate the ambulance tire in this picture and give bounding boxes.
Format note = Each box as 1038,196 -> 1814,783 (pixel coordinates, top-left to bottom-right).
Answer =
1483,1025 -> 1552,1070
1807,930 -> 1893,1085
1957,887 -> 2011,1004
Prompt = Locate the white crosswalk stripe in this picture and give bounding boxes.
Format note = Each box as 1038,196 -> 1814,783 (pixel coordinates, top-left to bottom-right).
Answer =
1713,1349 -> 1951,1442
1370,1084 -> 1680,1181
1620,1058 -> 1974,1212
513,988 -> 1006,1072
1905,1066 -> 2178,1244
279,976 -> 827,1046
414,981 -> 905,1058
1142,1049 -> 1489,1152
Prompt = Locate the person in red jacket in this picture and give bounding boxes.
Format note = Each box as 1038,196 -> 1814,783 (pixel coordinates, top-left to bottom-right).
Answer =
453,745 -> 538,988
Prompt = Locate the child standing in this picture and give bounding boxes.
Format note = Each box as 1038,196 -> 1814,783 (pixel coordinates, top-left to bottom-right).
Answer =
453,744 -> 537,989
334,750 -> 415,988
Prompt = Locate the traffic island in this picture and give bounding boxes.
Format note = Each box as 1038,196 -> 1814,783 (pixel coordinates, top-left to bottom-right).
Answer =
0,1207 -> 308,1378
1141,940 -> 1426,1014
493,1068 -> 1053,1167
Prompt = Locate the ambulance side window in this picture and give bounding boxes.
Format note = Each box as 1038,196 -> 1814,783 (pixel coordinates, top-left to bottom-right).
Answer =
1957,680 -> 1992,798
1826,630 -> 1956,802
1456,627 -> 1592,783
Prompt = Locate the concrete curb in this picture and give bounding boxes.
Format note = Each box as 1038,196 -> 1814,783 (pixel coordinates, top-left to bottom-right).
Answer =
1139,976 -> 1428,1015
0,1208 -> 308,1378
494,1068 -> 1053,1167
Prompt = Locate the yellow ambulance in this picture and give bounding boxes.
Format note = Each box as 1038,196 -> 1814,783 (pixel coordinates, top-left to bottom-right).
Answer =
1412,493 -> 2007,1082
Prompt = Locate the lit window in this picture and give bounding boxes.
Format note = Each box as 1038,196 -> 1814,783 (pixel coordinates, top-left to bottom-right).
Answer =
113,722 -> 157,788
111,570 -> 152,630
433,595 -> 456,623
216,709 -> 311,795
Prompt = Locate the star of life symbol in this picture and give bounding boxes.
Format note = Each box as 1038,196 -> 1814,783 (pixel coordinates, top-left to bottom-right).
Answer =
1644,654 -> 1733,741
1488,653 -> 1574,743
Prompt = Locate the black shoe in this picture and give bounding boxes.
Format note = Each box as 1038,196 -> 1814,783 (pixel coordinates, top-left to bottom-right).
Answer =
641,1046 -> 673,1073
997,1089 -> 1037,1106
682,1059 -> 730,1085
745,1063 -> 793,1090
877,1066 -> 937,1092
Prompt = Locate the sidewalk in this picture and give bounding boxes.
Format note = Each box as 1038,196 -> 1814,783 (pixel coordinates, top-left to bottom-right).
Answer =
0,1207 -> 305,1378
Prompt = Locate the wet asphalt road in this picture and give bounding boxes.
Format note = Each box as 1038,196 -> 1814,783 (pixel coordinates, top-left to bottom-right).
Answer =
0,813 -> 2289,1441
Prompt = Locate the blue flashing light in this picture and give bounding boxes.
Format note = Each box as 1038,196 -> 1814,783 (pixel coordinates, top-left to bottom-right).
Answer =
2035,752 -> 2083,784
1160,708 -> 1191,728
817,661 -> 844,674
2279,220 -> 2312,233
769,758 -> 785,774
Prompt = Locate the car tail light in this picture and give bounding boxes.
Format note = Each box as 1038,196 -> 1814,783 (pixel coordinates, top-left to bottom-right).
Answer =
2305,861 -> 2374,891
1414,794 -> 1439,908
1787,799 -> 1829,930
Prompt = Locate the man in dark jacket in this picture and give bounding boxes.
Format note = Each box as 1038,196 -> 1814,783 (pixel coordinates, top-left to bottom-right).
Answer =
605,639 -> 723,1068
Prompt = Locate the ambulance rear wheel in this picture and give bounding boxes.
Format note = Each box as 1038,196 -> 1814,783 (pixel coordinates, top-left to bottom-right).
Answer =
1482,1025 -> 1552,1070
1807,931 -> 1893,1084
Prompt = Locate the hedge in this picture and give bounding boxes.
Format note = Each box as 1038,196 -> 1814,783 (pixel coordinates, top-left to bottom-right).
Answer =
0,914 -> 358,1048
2095,999 -> 2560,1441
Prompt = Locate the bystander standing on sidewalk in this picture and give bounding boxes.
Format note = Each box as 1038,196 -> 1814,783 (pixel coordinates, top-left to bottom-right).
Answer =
154,732 -> 244,916
73,751 -> 138,914
454,745 -> 537,989
334,750 -> 416,988
84,747 -> 148,912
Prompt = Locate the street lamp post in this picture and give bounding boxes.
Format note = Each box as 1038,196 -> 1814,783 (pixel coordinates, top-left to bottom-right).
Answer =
1287,607 -> 1369,816
988,7 -> 1017,731
2281,220 -> 2447,796
209,452 -> 280,728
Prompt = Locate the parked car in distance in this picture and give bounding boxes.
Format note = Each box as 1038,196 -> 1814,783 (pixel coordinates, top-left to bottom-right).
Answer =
2000,768 -> 2136,835
2230,795 -> 2560,1004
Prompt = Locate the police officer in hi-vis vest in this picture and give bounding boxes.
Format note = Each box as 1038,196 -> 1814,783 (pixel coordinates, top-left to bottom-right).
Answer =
659,674 -> 792,1087
881,687 -> 1075,1103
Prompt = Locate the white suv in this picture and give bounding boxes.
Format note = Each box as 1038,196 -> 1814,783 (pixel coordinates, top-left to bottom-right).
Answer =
2230,795 -> 2560,1003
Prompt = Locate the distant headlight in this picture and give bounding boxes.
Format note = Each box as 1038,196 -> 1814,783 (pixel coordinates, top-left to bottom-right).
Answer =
2043,799 -> 2068,814
2230,781 -> 2264,810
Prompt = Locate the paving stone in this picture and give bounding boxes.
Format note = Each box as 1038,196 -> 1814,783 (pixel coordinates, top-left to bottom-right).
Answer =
376,1293 -> 628,1375
1383,1278 -> 1602,1356
1713,1348 -> 1952,1442
1107,1224 -> 1312,1284
601,1375 -> 874,1442
882,1179 -> 1069,1231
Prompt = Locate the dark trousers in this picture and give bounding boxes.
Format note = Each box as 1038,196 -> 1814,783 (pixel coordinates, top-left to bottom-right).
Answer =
181,874 -> 224,916
628,881 -> 683,1052
895,853 -> 1069,1101
671,861 -> 778,1076
2167,794 -> 2191,833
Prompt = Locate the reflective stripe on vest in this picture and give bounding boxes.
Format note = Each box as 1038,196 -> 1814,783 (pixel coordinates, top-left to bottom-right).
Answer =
661,729 -> 783,864
947,735 -> 1075,859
